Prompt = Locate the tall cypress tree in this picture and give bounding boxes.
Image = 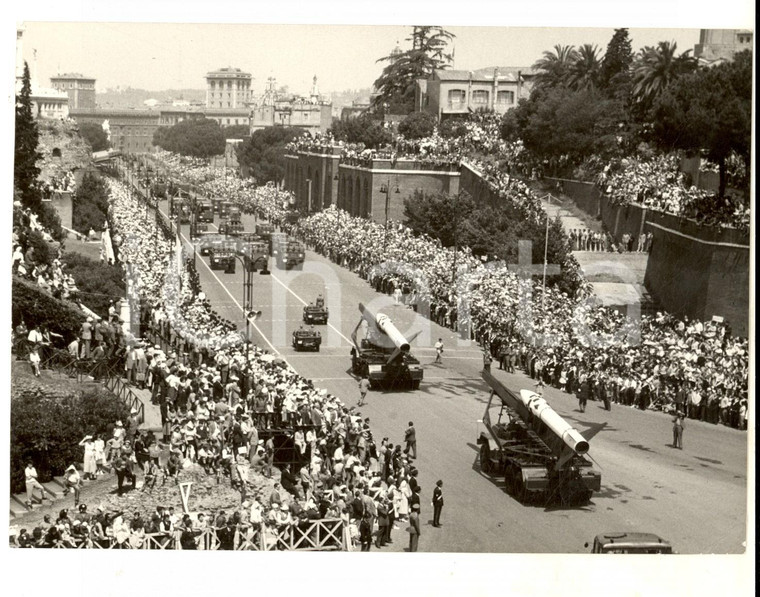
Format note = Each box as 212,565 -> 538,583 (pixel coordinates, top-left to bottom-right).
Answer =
600,28 -> 634,95
15,62 -> 43,213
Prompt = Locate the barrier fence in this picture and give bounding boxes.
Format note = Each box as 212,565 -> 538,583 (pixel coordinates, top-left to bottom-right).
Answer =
35,519 -> 346,551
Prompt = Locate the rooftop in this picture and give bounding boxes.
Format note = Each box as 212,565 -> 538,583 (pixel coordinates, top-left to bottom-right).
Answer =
432,66 -> 537,82
51,73 -> 95,80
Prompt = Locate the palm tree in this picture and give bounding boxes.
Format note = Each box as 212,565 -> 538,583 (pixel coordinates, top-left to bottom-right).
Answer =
567,44 -> 602,91
631,41 -> 697,106
532,44 -> 579,90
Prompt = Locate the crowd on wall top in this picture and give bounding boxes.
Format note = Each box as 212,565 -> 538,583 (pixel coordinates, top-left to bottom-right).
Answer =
597,153 -> 751,230
285,111 -> 749,230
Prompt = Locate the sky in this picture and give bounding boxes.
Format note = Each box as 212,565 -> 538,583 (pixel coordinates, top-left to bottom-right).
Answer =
9,1 -> 755,97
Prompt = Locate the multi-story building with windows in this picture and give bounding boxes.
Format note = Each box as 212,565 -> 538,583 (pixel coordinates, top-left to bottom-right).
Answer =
694,29 -> 753,65
206,67 -> 253,109
50,73 -> 97,110
415,66 -> 535,120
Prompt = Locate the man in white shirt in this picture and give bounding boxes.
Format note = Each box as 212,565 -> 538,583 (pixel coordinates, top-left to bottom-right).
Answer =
24,463 -> 48,509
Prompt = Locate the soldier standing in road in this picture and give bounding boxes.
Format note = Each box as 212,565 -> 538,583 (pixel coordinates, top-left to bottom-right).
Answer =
434,338 -> 444,364
404,421 -> 417,459
432,480 -> 444,527
358,374 -> 370,407
672,411 -> 685,449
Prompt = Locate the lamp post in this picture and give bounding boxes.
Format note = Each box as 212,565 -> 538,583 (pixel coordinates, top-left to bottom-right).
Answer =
380,176 -> 400,253
305,178 -> 312,214
233,251 -> 270,374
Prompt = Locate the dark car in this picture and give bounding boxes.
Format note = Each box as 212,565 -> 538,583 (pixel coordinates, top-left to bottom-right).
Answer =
587,533 -> 674,554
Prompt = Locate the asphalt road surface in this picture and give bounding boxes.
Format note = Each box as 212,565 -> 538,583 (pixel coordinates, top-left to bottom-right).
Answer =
164,201 -> 748,554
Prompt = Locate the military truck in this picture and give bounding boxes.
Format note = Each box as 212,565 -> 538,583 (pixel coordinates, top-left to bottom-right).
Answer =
477,370 -> 601,505
196,200 -> 215,224
350,303 -> 423,390
303,295 -> 328,324
292,327 -> 321,352
218,218 -> 244,236
238,240 -> 269,272
209,246 -> 236,271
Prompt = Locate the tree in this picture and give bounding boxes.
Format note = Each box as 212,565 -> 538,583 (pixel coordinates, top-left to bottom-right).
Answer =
73,171 -> 110,234
222,124 -> 250,140
398,111 -> 436,139
510,86 -> 624,175
14,62 -> 43,213
567,44 -> 602,91
531,45 -> 579,91
372,26 -> 455,114
236,126 -> 303,185
152,117 -> 226,157
330,114 -> 392,148
652,51 -> 752,198
79,122 -> 110,152
631,41 -> 697,109
600,28 -> 634,93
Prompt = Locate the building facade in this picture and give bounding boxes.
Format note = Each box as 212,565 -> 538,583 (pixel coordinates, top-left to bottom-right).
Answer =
285,149 -> 460,222
694,29 -> 753,65
416,66 -> 535,119
70,109 -> 160,154
50,73 -> 97,110
206,67 -> 253,110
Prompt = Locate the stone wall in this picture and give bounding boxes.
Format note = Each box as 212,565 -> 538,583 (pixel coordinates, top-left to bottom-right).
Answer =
544,175 -> 749,335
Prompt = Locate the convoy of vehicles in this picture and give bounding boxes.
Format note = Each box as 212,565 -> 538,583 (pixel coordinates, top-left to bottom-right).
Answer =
350,302 -> 423,390
477,370 -> 601,505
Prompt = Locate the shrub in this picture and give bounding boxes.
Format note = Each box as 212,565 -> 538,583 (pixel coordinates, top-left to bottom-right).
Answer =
10,385 -> 130,493
398,111 -> 437,139
61,253 -> 125,318
72,171 -> 110,235
12,276 -> 85,342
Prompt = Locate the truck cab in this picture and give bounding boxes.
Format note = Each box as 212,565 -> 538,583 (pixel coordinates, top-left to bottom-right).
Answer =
587,533 -> 674,554
209,244 -> 236,270
196,200 -> 214,224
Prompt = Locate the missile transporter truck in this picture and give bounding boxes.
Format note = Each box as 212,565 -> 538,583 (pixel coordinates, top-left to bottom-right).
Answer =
478,369 -> 601,505
350,303 -> 423,390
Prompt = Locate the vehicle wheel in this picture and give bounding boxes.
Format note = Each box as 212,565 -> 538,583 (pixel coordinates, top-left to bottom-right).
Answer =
411,380 -> 421,390
479,444 -> 491,474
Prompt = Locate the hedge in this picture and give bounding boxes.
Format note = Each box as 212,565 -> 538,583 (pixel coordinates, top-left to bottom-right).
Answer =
10,384 -> 131,494
12,276 -> 85,343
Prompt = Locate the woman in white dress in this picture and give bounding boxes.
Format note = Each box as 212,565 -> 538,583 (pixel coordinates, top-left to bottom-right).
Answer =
93,434 -> 107,476
79,435 -> 97,480
397,476 -> 410,521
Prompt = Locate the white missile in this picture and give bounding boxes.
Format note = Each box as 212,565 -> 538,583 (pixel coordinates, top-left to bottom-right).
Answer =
520,390 -> 589,455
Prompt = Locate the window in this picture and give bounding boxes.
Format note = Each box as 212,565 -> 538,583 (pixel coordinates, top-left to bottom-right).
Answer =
497,90 -> 515,104
448,89 -> 466,108
472,90 -> 489,105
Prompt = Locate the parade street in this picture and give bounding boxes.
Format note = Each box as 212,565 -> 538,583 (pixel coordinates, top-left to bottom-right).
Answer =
170,202 -> 748,554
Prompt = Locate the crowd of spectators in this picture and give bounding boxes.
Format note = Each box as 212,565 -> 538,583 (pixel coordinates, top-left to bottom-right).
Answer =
61,173 -> 424,550
296,206 -> 748,428
598,154 -> 750,230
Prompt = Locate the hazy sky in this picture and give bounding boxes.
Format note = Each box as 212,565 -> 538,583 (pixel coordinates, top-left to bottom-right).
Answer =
11,0 -> 754,97
17,23 -> 712,96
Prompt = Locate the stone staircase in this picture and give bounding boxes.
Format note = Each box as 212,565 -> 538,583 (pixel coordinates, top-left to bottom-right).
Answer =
9,475 -> 81,520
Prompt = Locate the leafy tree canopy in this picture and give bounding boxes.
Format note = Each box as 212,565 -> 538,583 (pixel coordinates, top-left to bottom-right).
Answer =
79,122 -> 110,152
651,50 -> 752,197
236,126 -> 304,184
397,111 -> 437,139
372,26 -> 455,114
330,114 -> 392,148
153,117 -> 226,158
